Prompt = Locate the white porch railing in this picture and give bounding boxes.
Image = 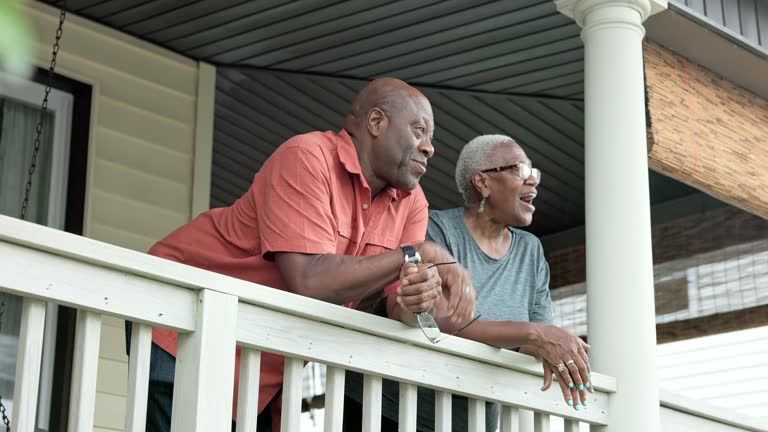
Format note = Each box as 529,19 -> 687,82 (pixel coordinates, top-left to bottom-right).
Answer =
0,214 -> 765,432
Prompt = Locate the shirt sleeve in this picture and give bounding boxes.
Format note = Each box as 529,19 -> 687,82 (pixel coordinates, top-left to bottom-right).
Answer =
257,142 -> 338,258
530,241 -> 554,325
382,187 -> 429,297
425,210 -> 451,252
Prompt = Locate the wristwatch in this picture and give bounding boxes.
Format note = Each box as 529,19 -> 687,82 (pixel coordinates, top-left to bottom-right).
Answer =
401,245 -> 422,264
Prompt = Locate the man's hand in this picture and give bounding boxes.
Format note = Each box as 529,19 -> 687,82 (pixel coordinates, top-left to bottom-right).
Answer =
397,262 -> 442,313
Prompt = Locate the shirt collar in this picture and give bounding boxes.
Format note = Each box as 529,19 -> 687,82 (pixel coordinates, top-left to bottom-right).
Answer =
337,129 -> 413,201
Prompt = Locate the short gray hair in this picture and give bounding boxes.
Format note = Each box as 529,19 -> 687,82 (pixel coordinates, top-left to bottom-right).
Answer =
455,134 -> 516,206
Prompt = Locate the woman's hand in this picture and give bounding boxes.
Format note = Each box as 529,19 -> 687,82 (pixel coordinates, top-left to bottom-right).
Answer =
522,325 -> 592,410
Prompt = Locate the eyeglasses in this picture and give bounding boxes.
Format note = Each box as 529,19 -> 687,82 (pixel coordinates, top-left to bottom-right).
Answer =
480,162 -> 541,183
413,262 -> 482,344
418,313 -> 483,344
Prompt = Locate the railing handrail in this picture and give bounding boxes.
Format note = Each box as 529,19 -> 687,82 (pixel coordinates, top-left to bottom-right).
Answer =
0,215 -> 618,393
660,390 -> 768,432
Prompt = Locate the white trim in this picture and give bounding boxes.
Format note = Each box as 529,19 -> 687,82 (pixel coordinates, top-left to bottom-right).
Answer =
191,62 -> 215,218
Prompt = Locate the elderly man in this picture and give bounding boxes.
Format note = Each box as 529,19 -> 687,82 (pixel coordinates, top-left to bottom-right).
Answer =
131,78 -> 476,432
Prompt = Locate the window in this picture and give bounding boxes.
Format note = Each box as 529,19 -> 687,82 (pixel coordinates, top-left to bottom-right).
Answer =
0,72 -> 73,431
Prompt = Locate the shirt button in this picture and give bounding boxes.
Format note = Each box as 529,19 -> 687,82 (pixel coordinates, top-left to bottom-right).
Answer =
362,203 -> 369,210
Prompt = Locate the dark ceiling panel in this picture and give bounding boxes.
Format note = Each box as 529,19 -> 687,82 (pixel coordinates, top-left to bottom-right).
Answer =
41,0 -> 582,98
212,69 -> 589,236
37,0 -> 700,236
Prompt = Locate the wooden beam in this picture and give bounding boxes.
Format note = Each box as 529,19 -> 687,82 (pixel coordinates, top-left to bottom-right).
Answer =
644,40 -> 768,219
656,304 -> 768,344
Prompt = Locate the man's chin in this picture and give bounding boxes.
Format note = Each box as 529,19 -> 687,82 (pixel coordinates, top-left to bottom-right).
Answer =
393,177 -> 420,191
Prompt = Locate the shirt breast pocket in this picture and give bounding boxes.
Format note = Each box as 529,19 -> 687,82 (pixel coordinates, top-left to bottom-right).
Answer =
363,233 -> 399,256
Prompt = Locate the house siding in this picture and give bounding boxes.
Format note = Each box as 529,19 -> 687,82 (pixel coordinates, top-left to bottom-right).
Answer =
672,0 -> 768,53
26,2 -> 214,431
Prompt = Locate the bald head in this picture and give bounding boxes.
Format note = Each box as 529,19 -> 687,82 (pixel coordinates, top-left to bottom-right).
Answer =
343,78 -> 435,196
345,78 -> 428,131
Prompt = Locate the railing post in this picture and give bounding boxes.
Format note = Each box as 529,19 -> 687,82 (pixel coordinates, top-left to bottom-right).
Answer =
171,288 -> 238,432
11,298 -> 46,432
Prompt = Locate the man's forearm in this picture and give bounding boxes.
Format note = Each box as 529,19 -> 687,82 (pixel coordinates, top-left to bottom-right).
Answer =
276,249 -> 405,304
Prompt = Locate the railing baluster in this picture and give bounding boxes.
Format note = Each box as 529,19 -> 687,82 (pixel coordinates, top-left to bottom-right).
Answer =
11,298 -> 46,432
520,409 -> 534,431
324,366 -> 345,432
280,357 -> 304,432
125,322 -> 152,432
533,412 -> 550,432
399,382 -> 417,432
564,419 -> 580,432
362,375 -> 382,432
435,391 -> 451,432
68,310 -> 102,432
171,289 -> 238,432
237,348 -> 262,432
468,398 -> 485,432
501,405 -> 520,432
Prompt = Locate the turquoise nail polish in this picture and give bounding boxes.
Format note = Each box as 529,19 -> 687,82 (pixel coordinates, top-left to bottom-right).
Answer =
585,382 -> 591,388
583,400 -> 588,406
575,405 -> 582,411
588,372 -> 593,378
568,383 -> 574,389
579,384 -> 585,391
567,399 -> 573,406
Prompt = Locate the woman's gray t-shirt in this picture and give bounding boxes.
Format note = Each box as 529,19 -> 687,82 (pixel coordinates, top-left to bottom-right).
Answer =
346,207 -> 553,431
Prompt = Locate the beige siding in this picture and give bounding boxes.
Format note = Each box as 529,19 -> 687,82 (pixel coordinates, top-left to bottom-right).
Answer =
26,2 -> 214,430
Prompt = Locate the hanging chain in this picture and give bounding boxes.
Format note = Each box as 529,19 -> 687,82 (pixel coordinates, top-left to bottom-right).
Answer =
19,7 -> 67,221
1,7 -> 67,432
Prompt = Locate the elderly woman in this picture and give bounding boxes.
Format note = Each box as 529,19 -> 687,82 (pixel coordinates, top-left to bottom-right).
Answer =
345,135 -> 593,432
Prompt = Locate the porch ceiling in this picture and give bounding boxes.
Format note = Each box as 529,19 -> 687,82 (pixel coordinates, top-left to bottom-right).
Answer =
40,0 -> 695,236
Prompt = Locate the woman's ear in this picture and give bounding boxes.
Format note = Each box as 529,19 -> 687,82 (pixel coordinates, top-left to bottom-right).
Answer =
472,171 -> 490,199
367,107 -> 386,137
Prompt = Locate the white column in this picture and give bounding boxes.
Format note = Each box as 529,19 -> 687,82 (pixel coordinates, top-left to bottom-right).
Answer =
554,1 -> 665,431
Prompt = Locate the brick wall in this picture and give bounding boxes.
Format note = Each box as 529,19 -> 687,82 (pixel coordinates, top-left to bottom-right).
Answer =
548,205 -> 768,289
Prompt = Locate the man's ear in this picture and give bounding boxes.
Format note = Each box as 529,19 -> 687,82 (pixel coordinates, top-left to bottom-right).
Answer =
472,171 -> 490,199
367,107 -> 386,137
